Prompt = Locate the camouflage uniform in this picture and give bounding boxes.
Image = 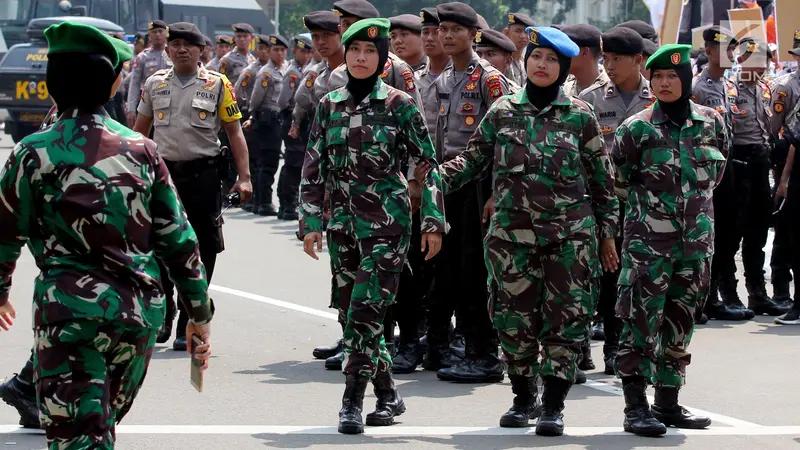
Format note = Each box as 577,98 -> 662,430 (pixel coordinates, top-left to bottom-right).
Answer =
438,88 -> 619,381
0,108 -> 211,448
299,80 -> 446,377
612,101 -> 728,387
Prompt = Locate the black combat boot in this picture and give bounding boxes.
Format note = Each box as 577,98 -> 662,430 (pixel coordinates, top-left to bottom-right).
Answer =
622,376 -> 667,436
535,376 -> 571,436
747,280 -> 790,316
438,344 -> 503,384
705,278 -> 750,321
313,322 -> 344,360
771,280 -> 794,310
578,340 -> 595,371
603,345 -> 617,376
719,277 -> 756,319
365,371 -> 406,426
325,352 -> 344,371
391,342 -> 421,374
574,369 -> 587,384
499,375 -> 542,427
0,359 -> 39,428
338,374 -> 369,434
651,386 -> 711,429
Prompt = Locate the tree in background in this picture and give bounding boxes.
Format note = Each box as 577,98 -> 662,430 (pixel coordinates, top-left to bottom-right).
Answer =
589,0 -> 651,31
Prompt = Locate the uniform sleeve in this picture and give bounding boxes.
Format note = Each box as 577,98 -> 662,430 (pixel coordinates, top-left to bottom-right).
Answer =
481,72 -> 511,107
292,72 -> 317,127
149,146 -> 212,324
0,144 -> 35,307
218,75 -> 242,122
396,97 -> 446,234
394,64 -> 426,112
234,69 -> 252,111
249,69 -> 269,118
126,54 -> 144,112
299,99 -> 329,235
771,83 -> 793,136
582,111 -> 620,240
137,76 -> 153,117
439,103 -> 496,194
278,70 -> 298,110
713,110 -> 730,185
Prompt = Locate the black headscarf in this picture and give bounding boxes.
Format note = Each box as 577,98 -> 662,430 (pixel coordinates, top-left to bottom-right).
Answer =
649,62 -> 694,125
345,38 -> 390,105
524,43 -> 572,111
47,52 -> 119,115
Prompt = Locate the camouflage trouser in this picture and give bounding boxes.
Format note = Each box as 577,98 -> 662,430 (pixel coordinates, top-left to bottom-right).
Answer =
614,252 -> 711,388
33,319 -> 156,450
485,234 -> 598,382
328,231 -> 409,378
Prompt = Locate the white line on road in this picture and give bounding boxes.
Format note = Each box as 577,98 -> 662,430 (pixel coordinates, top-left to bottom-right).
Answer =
208,284 -> 764,429
1,425 -> 797,437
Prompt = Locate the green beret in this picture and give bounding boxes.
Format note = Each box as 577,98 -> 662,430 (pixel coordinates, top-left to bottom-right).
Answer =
44,21 -> 133,69
341,18 -> 389,47
645,43 -> 691,70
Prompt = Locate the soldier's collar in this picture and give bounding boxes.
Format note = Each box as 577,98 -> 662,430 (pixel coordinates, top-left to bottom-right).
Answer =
651,101 -> 711,125
333,78 -> 389,104
604,81 -> 619,99
511,86 -> 571,107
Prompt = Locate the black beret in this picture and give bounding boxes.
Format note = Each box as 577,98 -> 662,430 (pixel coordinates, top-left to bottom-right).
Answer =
232,23 -> 255,34
561,24 -> 601,49
420,8 -> 439,27
642,39 -> 658,56
437,2 -> 479,29
303,11 -> 340,33
268,34 -> 289,48
215,35 -> 233,44
602,27 -> 644,55
167,22 -> 205,46
133,32 -> 146,44
148,20 -> 167,31
477,14 -> 489,30
702,26 -> 737,46
295,36 -> 313,49
390,14 -> 422,34
476,29 -> 516,53
255,34 -> 270,46
617,20 -> 658,44
507,12 -> 534,27
203,36 -> 213,47
333,0 -> 379,19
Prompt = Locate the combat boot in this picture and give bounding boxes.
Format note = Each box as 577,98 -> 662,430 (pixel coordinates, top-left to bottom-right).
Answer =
718,277 -> 755,318
603,345 -> 617,376
499,375 -> 542,427
338,374 -> 369,434
574,369 -> 587,384
439,345 -> 503,383
652,386 -> 711,429
705,278 -> 750,321
0,359 -> 39,428
747,281 -> 789,316
391,342 -> 421,374
578,340 -> 595,371
365,371 -> 405,426
325,352 -> 343,371
314,338 -> 343,360
535,376 -> 571,436
771,280 -> 794,310
621,376 -> 667,436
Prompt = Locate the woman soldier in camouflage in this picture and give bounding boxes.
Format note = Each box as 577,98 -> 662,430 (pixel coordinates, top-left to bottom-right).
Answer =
299,18 -> 446,435
417,26 -> 620,437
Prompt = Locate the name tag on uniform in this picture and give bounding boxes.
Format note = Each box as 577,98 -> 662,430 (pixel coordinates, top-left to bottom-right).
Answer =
363,114 -> 393,126
329,117 -> 349,128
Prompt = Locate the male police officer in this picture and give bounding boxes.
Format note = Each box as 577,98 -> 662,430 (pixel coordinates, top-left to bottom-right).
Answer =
134,22 -> 253,350
503,12 -> 535,86
218,23 -> 256,86
126,20 -> 171,127
561,24 -> 608,97
390,15 -> 427,71
207,35 -> 233,71
476,29 -> 521,92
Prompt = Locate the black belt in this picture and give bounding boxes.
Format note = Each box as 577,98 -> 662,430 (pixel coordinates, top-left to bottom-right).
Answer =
164,156 -> 218,175
731,144 -> 769,162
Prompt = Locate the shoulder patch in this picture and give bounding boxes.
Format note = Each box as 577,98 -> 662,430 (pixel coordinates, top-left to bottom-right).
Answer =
401,69 -> 416,92
486,74 -> 503,99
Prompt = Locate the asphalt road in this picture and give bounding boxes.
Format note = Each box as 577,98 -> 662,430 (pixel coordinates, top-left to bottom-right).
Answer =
1,133 -> 799,450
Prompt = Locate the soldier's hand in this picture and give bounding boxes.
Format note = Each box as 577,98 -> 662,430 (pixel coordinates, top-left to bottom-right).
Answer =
600,238 -> 619,272
409,180 -> 422,214
304,232 -> 323,260
231,178 -> 253,204
482,197 -> 495,223
0,302 -> 15,331
242,119 -> 253,131
421,232 -> 442,261
126,112 -> 136,128
289,126 -> 300,139
186,321 -> 211,372
414,161 -> 432,181
776,179 -> 789,204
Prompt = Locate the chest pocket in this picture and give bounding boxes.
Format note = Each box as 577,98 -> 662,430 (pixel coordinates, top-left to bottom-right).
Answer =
543,130 -> 582,182
494,121 -> 528,176
456,98 -> 480,132
152,96 -> 171,126
325,122 -> 349,171
360,114 -> 398,178
691,133 -> 725,190
190,98 -> 216,129
639,136 -> 676,192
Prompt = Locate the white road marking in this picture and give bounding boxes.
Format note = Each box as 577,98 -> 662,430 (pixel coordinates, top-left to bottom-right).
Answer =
1,425 -> 798,437
209,284 -> 767,429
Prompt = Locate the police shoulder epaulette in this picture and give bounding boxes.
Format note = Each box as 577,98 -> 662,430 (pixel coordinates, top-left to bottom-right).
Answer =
151,68 -> 171,78
569,96 -> 594,113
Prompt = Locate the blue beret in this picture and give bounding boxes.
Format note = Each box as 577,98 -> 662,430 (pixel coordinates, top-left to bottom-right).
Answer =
525,26 -> 579,58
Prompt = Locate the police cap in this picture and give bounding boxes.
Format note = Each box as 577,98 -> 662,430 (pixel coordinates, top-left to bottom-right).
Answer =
476,29 -> 516,53
254,34 -> 268,46
269,34 -> 289,48
390,14 -> 422,34
617,20 -> 658,44
133,32 -> 146,45
295,35 -> 313,50
148,20 -> 167,31
333,0 -> 380,19
215,35 -> 233,45
602,27 -> 644,55
702,26 -> 737,46
560,24 -> 601,50
232,23 -> 255,34
507,12 -> 534,27
167,22 -> 206,47
420,8 -> 439,28
437,2 -> 479,29
203,35 -> 213,47
793,29 -> 800,50
303,11 -> 340,33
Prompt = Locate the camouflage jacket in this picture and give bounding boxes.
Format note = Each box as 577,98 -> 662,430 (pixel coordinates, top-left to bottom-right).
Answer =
612,101 -> 729,260
300,79 -> 446,239
439,88 -> 620,247
0,108 -> 212,328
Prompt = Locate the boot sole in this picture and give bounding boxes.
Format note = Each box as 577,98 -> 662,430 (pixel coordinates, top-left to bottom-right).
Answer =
0,390 -> 39,428
390,366 -> 418,374
499,405 -> 541,428
448,374 -> 504,384
312,350 -> 340,360
325,363 -> 343,371
365,401 -> 406,426
337,423 -> 364,434
535,423 -> 564,436
623,423 -> 667,437
654,417 -> 712,429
